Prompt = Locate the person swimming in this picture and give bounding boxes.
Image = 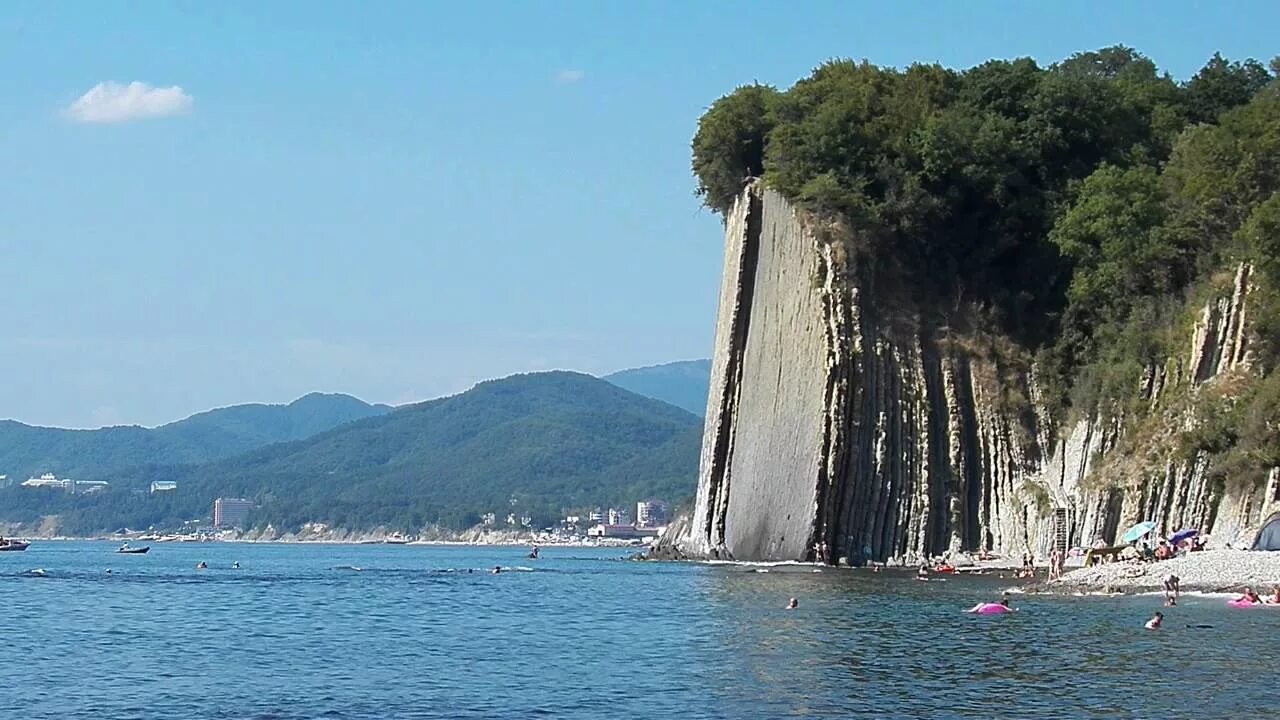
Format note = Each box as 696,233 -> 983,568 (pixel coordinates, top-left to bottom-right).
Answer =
232,561 -> 240,569
492,566 -> 502,575
916,564 -> 929,580
1145,612 -> 1163,630
1238,587 -> 1261,604
786,598 -> 798,610
196,561 -> 208,570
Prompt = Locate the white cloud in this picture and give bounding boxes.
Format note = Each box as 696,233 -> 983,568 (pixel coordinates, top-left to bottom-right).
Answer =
555,69 -> 585,84
66,81 -> 193,124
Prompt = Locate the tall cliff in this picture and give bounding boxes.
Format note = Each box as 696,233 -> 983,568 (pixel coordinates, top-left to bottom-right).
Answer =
663,185 -> 1279,564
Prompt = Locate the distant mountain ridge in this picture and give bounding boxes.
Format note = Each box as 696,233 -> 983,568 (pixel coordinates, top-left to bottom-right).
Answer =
0,393 -> 391,480
0,372 -> 702,535
603,359 -> 711,416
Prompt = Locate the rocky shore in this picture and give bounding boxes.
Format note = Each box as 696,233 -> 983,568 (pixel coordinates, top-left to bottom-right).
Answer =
1047,549 -> 1280,594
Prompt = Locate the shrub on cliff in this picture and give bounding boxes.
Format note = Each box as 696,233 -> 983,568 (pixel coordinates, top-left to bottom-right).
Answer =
691,83 -> 780,215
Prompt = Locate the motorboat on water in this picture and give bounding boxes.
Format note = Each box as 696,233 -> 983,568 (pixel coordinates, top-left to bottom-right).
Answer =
0,539 -> 30,552
116,544 -> 150,554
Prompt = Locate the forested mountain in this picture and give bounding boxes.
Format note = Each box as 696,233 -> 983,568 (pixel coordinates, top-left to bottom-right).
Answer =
604,360 -> 711,416
691,47 -> 1280,495
0,393 -> 391,481
0,373 -> 701,535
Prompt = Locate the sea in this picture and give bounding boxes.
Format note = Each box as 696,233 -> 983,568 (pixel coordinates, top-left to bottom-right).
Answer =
1,541 -> 1274,719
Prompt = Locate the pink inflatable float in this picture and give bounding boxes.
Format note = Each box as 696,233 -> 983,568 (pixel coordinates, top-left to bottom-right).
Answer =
1226,599 -> 1279,609
967,602 -> 1013,615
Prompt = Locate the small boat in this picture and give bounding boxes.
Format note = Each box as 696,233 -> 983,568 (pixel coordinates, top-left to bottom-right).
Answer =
116,545 -> 150,554
0,540 -> 31,552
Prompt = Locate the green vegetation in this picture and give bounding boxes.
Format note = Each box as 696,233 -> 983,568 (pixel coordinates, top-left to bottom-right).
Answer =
0,393 -> 390,480
0,373 -> 701,535
693,46 -> 1280,481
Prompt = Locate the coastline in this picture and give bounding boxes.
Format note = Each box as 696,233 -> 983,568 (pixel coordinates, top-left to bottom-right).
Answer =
7,535 -> 646,549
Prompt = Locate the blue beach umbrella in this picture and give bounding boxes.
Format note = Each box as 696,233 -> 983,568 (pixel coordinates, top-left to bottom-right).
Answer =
1169,528 -> 1198,545
1121,521 -> 1157,544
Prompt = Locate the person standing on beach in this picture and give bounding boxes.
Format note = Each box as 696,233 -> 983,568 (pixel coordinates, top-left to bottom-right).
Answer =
1163,573 -> 1180,603
1048,549 -> 1063,581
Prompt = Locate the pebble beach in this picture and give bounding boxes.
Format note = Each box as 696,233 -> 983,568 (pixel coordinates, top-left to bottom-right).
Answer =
1048,549 -> 1280,594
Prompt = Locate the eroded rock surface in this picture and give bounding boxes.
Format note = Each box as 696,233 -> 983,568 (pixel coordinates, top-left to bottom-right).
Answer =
659,185 -> 1278,564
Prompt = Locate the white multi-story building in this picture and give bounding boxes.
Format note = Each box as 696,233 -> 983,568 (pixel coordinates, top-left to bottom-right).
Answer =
20,473 -> 109,494
23,473 -> 73,490
607,508 -> 631,526
636,499 -> 670,529
212,497 -> 254,527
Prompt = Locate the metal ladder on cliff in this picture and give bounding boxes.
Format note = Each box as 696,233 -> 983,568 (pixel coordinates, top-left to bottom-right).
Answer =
1052,508 -> 1070,554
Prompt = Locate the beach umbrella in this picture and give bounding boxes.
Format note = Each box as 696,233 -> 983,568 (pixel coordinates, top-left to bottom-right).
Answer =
1121,520 -> 1157,544
1169,528 -> 1198,545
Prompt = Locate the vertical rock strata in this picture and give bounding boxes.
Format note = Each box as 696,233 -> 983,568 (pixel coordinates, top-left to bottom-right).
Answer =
666,186 -> 1278,563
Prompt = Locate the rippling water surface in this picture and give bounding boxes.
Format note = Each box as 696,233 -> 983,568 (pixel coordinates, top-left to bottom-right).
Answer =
2,541 -> 1275,718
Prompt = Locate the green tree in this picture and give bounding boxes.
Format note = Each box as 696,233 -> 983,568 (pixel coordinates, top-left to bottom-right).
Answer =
1183,52 -> 1272,124
691,83 -> 780,215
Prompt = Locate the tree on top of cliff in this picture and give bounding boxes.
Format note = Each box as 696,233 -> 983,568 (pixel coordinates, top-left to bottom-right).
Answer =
692,46 -> 1280,451
691,83 -> 780,216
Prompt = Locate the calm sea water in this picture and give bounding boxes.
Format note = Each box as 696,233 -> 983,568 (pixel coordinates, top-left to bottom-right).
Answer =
1,541 -> 1275,719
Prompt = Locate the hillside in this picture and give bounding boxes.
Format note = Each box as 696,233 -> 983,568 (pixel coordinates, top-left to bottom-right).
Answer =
603,359 -> 711,416
0,372 -> 702,535
0,393 -> 391,481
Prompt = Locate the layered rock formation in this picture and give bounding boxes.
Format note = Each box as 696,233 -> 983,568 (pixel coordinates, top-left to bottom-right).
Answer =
662,185 -> 1279,564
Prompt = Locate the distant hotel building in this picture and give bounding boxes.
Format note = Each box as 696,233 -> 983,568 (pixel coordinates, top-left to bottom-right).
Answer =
150,481 -> 178,494
636,499 -> 670,529
21,473 -> 109,494
607,508 -> 631,526
212,497 -> 254,527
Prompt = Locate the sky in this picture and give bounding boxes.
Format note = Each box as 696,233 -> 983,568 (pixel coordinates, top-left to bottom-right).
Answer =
1,1 -> 1277,428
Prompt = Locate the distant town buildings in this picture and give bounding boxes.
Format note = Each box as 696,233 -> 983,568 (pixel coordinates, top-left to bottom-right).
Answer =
607,507 -> 631,526
212,497 -> 254,527
588,509 -> 604,523
636,499 -> 670,529
20,473 -> 109,494
150,481 -> 178,494
482,512 -> 497,526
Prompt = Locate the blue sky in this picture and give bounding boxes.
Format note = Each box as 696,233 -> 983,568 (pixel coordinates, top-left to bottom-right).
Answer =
1,1 -> 1276,428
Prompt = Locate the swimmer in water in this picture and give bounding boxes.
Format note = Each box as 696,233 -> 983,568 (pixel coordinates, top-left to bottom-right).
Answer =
196,561 -> 208,570
916,564 -> 929,580
232,562 -> 240,569
492,566 -> 501,575
786,598 -> 798,610
1145,611 -> 1163,630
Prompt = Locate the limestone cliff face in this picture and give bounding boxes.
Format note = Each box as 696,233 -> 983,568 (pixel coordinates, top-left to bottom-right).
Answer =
665,185 -> 1278,564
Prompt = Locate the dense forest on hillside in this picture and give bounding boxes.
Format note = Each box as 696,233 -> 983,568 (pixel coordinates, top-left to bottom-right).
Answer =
692,47 -> 1280,487
0,373 -> 701,535
0,393 -> 389,480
